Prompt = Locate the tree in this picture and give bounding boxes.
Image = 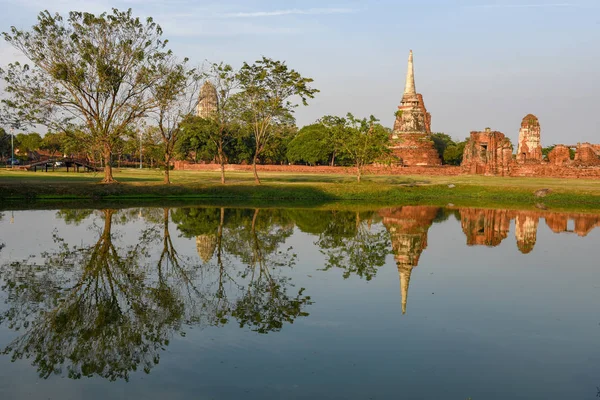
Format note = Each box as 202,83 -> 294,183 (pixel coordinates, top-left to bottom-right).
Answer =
40,131 -> 65,158
431,133 -> 455,164
176,115 -> 219,162
286,123 -> 332,165
443,140 -> 467,165
15,132 -> 42,156
319,115 -> 347,166
201,63 -> 242,184
148,58 -> 199,184
1,9 -> 176,183
0,128 -> 12,160
336,113 -> 391,182
234,57 -> 318,184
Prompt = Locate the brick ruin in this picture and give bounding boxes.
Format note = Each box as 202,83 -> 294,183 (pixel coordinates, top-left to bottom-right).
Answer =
517,114 -> 542,163
197,81 -> 218,119
389,51 -> 441,166
461,128 -> 513,176
462,113 -> 600,176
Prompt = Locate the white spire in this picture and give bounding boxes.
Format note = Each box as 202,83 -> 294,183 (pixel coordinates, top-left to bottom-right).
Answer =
403,50 -> 416,95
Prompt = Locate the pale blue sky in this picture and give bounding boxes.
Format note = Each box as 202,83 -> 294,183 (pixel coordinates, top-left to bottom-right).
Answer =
0,0 -> 598,145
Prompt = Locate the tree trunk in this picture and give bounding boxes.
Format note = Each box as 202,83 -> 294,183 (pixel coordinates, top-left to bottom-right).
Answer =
331,151 -> 336,167
102,144 -> 116,183
218,145 -> 226,184
356,162 -> 361,183
164,153 -> 171,184
252,153 -> 261,185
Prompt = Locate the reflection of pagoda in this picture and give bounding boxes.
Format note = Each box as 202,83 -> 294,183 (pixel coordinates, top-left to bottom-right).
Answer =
460,208 -> 511,247
379,206 -> 439,314
196,235 -> 217,263
515,213 -> 539,254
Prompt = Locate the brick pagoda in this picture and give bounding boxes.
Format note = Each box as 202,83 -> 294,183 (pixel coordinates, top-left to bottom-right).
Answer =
389,50 -> 441,166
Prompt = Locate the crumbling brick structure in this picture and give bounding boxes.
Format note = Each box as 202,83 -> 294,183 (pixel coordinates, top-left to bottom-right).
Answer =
461,128 -> 513,176
574,143 -> 600,166
389,51 -> 441,166
517,114 -> 542,163
547,145 -> 571,165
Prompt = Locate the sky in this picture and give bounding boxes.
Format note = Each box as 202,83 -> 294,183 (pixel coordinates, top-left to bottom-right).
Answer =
0,0 -> 599,145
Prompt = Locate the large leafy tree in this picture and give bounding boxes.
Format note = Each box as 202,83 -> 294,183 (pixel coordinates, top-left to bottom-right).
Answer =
1,9 -> 175,183
234,57 -> 318,184
287,123 -> 333,165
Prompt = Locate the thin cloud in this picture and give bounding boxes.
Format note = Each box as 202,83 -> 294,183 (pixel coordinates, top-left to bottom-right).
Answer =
220,8 -> 357,18
468,3 -> 577,8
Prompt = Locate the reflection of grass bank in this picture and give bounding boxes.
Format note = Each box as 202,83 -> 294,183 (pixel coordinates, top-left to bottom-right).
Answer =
1,169 -> 600,212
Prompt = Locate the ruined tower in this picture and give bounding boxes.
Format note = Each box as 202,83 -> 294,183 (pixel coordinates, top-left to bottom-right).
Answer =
389,51 -> 441,166
197,81 -> 218,119
517,114 -> 542,163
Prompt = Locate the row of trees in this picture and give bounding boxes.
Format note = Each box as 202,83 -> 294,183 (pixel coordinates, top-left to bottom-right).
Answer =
0,8 -> 317,184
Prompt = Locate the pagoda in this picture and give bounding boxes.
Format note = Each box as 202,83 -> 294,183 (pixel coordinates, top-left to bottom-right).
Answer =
389,51 -> 441,166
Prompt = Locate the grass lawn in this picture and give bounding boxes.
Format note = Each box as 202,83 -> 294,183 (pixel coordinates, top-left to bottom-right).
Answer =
1,167 -> 599,211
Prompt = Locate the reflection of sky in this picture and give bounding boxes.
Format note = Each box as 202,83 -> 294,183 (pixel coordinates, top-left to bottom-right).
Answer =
1,209 -> 600,399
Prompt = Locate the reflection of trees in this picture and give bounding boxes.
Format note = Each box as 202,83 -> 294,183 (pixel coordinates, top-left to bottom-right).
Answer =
316,211 -> 391,281
0,209 -> 182,381
172,207 -> 312,333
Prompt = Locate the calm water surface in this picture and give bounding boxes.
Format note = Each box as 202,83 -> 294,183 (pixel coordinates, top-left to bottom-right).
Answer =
0,205 -> 599,400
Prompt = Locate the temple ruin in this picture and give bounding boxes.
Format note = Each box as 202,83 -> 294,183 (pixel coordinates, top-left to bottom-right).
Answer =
461,128 -> 513,176
463,113 -> 600,176
197,81 -> 218,119
389,51 -> 441,166
516,114 -> 542,163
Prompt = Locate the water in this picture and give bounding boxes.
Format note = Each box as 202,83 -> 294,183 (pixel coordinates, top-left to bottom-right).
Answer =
0,205 -> 599,400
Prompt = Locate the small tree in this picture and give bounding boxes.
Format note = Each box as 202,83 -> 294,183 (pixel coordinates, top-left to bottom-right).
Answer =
1,9 -> 175,183
319,115 -> 348,166
338,113 -> 390,182
200,63 -> 242,184
235,57 -> 318,184
148,58 -> 199,184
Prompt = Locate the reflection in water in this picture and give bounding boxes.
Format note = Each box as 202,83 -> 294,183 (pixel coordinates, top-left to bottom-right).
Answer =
1,205 -> 599,383
380,206 -> 439,314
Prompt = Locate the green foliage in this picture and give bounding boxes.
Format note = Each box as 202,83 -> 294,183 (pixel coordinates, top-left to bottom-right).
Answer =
40,132 -> 64,157
286,123 -> 333,165
0,127 -> 12,159
176,115 -> 220,163
234,57 -> 318,183
1,8 -> 180,182
321,113 -> 391,182
443,141 -> 467,165
15,132 -> 42,155
431,133 -> 454,162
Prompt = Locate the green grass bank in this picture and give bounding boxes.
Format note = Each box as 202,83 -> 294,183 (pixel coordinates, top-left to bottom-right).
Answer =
1,168 -> 599,212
